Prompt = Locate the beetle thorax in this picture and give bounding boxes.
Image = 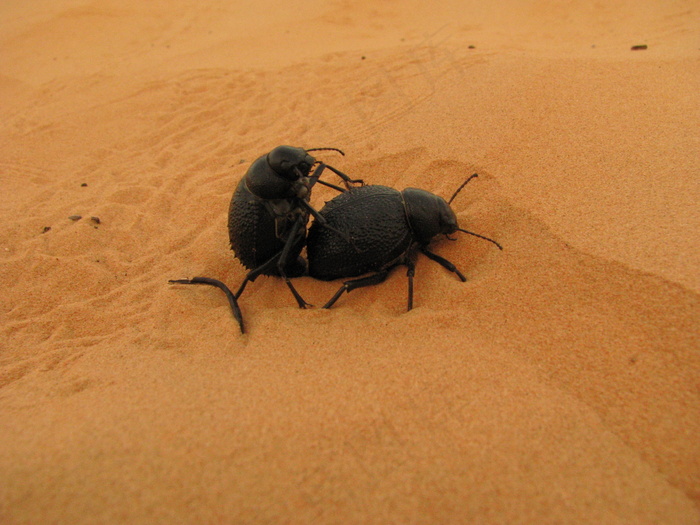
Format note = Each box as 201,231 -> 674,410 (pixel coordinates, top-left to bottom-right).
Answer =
402,188 -> 459,244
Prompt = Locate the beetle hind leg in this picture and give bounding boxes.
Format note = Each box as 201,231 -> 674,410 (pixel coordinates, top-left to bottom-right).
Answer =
232,218 -> 311,309
168,277 -> 245,334
235,259 -> 310,309
406,258 -> 415,311
275,215 -> 312,308
322,270 -> 391,309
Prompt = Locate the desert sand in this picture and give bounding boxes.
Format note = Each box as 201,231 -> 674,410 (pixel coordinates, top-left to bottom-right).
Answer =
1,1 -> 699,523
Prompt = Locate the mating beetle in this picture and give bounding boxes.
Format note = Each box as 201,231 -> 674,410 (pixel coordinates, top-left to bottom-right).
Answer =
306,174 -> 502,310
170,145 -> 361,333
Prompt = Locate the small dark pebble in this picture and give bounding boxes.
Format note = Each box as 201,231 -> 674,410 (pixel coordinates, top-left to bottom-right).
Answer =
68,215 -> 82,221
361,55 -> 366,60
631,44 -> 648,51
90,216 -> 101,224
81,183 -> 88,187
42,226 -> 51,233
468,45 -> 475,49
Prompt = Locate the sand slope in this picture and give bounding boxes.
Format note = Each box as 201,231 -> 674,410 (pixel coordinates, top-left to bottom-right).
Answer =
1,1 -> 699,523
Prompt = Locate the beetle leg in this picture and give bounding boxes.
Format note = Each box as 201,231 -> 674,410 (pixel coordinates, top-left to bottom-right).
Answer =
276,215 -> 312,308
405,258 -> 416,311
235,254 -> 309,309
168,277 -> 245,334
420,247 -> 467,282
233,222 -> 309,308
309,162 -> 363,191
322,270 -> 391,309
315,178 -> 346,193
307,163 -> 326,190
299,200 -> 359,251
234,253 -> 280,298
324,164 -> 364,188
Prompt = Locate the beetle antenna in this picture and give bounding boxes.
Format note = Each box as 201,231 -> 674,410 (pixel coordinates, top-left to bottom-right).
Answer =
456,228 -> 503,250
306,147 -> 345,156
448,173 -> 479,205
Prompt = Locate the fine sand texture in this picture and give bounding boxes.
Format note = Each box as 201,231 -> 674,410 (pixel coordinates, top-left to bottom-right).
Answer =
1,1 -> 699,523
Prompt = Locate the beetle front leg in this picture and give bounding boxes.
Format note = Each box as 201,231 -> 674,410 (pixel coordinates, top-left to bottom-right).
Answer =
308,164 -> 346,193
309,163 -> 363,191
324,164 -> 364,188
420,247 -> 467,282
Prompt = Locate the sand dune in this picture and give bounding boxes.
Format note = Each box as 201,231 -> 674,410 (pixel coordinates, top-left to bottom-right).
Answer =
1,1 -> 699,523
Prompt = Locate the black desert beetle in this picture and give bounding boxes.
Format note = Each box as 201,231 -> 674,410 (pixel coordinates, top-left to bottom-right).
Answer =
170,145 -> 361,333
306,174 -> 502,310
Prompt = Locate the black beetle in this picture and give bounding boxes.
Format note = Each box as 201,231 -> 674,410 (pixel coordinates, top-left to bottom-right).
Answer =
170,145 -> 361,333
306,174 -> 502,310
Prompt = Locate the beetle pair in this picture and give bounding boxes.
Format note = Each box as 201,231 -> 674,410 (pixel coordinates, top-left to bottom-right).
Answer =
170,145 -> 502,333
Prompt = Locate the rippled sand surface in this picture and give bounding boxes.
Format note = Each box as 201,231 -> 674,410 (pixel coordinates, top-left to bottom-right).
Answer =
1,1 -> 698,522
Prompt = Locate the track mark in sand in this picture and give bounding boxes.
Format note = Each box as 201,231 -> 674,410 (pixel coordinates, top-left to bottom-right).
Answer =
0,160 -> 55,215
0,160 -> 50,182
39,348 -> 85,373
119,49 -> 480,149
0,348 -> 84,390
0,361 -> 35,389
107,186 -> 154,206
53,376 -> 95,397
313,35 -> 489,143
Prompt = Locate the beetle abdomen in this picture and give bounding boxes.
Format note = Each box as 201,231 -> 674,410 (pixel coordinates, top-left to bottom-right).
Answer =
228,179 -> 304,274
307,185 -> 412,280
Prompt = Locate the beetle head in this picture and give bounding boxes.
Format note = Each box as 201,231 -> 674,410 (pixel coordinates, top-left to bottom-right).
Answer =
267,146 -> 316,181
402,188 -> 458,244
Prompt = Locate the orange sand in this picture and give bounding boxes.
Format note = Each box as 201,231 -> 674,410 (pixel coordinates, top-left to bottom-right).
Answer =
1,1 -> 699,523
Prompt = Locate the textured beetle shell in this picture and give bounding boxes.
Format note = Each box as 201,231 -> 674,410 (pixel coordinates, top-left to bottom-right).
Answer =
307,185 -> 413,280
228,178 -> 306,275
